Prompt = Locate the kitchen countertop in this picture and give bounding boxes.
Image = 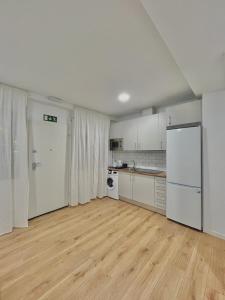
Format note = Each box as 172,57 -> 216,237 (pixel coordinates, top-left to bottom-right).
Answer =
108,167 -> 166,178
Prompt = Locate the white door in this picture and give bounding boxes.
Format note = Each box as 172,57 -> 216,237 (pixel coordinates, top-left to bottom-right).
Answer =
118,172 -> 132,200
167,183 -> 202,230
138,115 -> 161,150
28,101 -> 69,218
132,174 -> 155,206
167,126 -> 201,187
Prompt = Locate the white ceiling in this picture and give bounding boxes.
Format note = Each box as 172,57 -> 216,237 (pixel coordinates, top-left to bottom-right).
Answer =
141,0 -> 225,96
0,0 -> 193,116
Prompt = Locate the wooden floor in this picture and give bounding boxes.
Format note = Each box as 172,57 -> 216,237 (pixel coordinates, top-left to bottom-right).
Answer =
0,198 -> 225,300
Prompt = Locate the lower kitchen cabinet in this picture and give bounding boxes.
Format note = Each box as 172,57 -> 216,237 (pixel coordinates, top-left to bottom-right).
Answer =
132,174 -> 155,206
118,172 -> 166,215
154,177 -> 166,210
118,172 -> 132,200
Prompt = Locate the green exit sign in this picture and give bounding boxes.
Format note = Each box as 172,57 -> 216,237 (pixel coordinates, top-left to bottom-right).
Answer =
43,114 -> 57,123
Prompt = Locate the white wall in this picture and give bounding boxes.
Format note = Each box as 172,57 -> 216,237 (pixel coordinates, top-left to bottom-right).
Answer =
111,151 -> 166,170
203,90 -> 225,240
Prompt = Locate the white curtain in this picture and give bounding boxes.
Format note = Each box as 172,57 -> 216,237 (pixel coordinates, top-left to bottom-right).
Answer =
0,84 -> 29,235
71,107 -> 110,205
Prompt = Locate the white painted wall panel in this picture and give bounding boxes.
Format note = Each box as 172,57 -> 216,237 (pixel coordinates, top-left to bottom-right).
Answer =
203,90 -> 225,239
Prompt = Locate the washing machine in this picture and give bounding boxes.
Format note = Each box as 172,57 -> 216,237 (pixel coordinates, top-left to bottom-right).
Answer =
107,170 -> 119,200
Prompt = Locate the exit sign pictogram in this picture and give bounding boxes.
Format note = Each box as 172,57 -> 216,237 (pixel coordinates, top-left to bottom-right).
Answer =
43,114 -> 57,123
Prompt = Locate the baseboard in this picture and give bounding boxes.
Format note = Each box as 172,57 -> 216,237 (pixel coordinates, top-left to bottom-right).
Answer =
203,229 -> 225,241
119,196 -> 166,216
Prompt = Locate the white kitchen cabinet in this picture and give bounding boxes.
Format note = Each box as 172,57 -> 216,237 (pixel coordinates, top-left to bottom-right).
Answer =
118,172 -> 166,214
122,119 -> 138,151
132,174 -> 155,206
110,121 -> 124,139
158,112 -> 167,150
110,118 -> 138,151
118,172 -> 132,200
166,100 -> 201,126
110,100 -> 201,150
154,177 -> 166,210
137,115 -> 161,150
110,113 -> 166,151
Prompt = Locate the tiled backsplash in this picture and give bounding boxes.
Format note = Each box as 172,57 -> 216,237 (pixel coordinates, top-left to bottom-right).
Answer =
109,151 -> 166,169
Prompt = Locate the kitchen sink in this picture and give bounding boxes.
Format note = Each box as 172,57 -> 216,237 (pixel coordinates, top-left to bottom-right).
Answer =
134,168 -> 162,174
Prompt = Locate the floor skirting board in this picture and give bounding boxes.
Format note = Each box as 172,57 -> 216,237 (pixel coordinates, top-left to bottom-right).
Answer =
204,229 -> 225,241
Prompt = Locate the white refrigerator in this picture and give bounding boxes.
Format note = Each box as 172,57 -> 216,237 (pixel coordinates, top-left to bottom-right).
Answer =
166,124 -> 202,230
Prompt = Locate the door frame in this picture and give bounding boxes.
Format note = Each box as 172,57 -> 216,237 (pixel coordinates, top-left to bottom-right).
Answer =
27,98 -> 73,218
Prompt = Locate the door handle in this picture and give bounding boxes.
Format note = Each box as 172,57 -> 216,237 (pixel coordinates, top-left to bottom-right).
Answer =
32,162 -> 41,170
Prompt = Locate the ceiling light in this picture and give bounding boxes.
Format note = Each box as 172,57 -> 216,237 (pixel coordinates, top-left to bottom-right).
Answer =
118,93 -> 130,103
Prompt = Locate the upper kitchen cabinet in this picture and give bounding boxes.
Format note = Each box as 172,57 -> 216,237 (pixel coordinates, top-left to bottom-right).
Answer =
123,119 -> 138,151
137,115 -> 161,150
166,100 -> 202,126
110,113 -> 166,151
158,112 -> 167,150
110,121 -> 124,139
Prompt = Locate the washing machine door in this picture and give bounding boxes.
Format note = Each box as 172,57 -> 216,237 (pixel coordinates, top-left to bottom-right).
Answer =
107,177 -> 115,190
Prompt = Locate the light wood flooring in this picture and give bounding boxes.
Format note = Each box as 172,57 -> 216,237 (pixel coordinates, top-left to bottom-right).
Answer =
0,198 -> 225,300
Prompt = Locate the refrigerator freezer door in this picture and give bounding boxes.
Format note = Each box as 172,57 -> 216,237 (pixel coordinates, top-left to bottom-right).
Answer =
167,126 -> 201,187
166,183 -> 202,230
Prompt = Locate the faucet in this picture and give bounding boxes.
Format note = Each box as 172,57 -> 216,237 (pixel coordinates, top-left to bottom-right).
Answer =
131,160 -> 136,171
